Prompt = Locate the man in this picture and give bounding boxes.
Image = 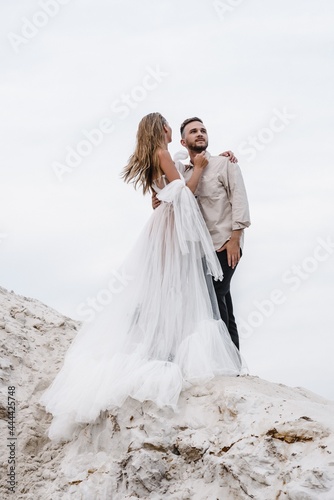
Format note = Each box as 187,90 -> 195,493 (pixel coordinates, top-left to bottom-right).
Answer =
153,117 -> 250,349
178,117 -> 250,350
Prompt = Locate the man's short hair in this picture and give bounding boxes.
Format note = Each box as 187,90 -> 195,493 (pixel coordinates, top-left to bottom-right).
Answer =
180,117 -> 203,137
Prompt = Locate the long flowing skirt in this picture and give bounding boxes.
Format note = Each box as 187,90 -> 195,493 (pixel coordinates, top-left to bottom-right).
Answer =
40,178 -> 244,440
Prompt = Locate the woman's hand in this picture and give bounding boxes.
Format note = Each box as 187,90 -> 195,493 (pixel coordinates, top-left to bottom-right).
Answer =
193,151 -> 209,170
152,191 -> 161,210
219,150 -> 238,163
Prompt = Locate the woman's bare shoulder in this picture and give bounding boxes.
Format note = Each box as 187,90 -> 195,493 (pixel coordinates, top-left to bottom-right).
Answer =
157,148 -> 172,160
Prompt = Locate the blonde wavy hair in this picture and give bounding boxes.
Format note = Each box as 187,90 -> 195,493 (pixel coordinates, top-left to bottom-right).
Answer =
122,112 -> 167,194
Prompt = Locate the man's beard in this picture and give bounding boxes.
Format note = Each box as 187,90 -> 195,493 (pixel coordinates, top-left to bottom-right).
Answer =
188,141 -> 208,153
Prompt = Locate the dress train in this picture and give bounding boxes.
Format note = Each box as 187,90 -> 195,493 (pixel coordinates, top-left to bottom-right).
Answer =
40,177 -> 244,440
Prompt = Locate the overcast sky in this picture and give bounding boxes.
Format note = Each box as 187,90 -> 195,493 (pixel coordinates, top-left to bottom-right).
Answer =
1,0 -> 334,400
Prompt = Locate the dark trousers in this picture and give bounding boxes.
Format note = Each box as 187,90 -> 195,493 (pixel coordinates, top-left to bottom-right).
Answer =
213,249 -> 241,350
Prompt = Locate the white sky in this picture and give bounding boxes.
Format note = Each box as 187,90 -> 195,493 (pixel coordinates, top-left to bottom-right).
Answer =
1,0 -> 334,400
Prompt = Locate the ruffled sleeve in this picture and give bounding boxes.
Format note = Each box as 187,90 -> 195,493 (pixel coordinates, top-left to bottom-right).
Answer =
156,177 -> 223,281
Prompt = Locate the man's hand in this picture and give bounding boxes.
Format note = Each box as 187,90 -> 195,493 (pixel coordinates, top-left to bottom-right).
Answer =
152,191 -> 161,210
193,151 -> 209,170
217,230 -> 243,268
219,150 -> 238,163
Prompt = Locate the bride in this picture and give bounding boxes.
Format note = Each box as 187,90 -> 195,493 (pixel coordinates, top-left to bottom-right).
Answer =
40,112 -> 244,441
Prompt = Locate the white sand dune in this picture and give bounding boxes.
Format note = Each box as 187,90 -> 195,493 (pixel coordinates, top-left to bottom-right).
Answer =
1,286 -> 334,499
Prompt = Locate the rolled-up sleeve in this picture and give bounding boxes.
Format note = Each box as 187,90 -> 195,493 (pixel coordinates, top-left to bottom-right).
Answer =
223,163 -> 251,231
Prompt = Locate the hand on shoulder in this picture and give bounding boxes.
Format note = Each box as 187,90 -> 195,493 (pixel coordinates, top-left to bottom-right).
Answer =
219,150 -> 238,163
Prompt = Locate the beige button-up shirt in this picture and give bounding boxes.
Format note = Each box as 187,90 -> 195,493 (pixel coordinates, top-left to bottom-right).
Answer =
176,153 -> 251,250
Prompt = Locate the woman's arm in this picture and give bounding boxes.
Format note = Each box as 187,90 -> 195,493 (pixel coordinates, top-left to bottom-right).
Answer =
157,149 -> 208,194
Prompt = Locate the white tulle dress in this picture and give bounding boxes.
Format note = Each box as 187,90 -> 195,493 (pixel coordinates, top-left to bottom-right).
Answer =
41,175 -> 244,440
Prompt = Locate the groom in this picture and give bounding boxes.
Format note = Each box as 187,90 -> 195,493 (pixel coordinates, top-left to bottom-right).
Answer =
179,117 -> 250,350
153,117 -> 250,350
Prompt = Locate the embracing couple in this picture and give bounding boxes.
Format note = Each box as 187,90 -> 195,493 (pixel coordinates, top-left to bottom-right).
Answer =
41,113 -> 251,441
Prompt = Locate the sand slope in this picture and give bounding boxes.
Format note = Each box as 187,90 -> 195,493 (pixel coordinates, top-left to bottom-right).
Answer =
1,286 -> 334,499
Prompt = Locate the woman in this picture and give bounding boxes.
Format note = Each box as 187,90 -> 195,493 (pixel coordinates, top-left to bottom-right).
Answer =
41,113 -> 243,441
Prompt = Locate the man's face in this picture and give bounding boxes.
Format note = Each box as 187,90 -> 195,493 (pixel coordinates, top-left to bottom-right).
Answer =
181,121 -> 209,152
